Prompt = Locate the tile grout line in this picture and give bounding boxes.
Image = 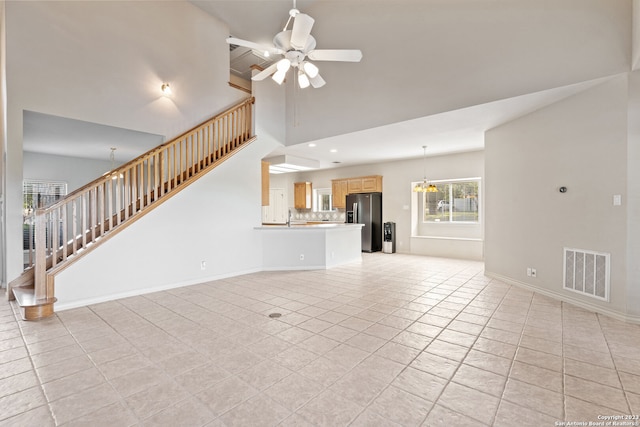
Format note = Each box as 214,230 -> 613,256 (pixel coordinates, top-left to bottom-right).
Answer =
492,286 -> 535,425
4,298 -> 57,425
345,271 -> 501,426
596,311 -> 633,415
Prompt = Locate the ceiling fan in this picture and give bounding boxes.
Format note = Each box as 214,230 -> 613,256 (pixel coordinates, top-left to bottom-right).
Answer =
226,1 -> 362,89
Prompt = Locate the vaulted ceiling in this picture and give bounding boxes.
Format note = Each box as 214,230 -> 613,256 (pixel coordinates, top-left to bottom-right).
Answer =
17,1 -> 634,170
192,0 -> 632,169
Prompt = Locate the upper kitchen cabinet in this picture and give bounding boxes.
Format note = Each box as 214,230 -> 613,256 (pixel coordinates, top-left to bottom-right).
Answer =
347,178 -> 363,194
332,179 -> 349,209
332,175 -> 383,208
261,161 -> 270,206
362,175 -> 383,192
294,182 -> 312,209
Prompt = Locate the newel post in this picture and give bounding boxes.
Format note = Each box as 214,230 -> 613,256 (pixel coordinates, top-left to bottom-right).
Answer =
34,208 -> 47,300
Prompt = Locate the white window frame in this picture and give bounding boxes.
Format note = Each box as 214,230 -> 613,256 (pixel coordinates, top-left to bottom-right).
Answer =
420,177 -> 481,224
313,188 -> 333,212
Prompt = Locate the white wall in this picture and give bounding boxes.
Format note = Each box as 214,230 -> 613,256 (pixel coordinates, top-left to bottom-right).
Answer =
55,139 -> 276,309
627,70 -> 640,318
485,75 -> 631,320
23,152 -> 118,194
0,1 -> 6,286
4,1 -> 246,283
280,150 -> 484,259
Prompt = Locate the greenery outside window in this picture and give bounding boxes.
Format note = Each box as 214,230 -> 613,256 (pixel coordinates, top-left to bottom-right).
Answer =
423,178 -> 479,223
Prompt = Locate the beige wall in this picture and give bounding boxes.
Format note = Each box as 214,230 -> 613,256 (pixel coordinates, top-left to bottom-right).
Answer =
485,75 -> 632,320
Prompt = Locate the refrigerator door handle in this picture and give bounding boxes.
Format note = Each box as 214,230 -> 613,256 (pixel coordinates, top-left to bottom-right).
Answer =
353,203 -> 358,222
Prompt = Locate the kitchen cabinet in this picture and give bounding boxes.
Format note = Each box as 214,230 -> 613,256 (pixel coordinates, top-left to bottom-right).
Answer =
261,161 -> 270,206
347,178 -> 363,194
262,188 -> 286,223
294,182 -> 312,209
362,175 -> 382,192
332,175 -> 383,208
331,179 -> 349,209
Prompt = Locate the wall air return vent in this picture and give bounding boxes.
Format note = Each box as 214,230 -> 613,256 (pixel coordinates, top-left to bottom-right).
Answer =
563,248 -> 610,301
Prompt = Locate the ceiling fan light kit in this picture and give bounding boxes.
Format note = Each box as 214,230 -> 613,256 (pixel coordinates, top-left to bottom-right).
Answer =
226,1 -> 362,89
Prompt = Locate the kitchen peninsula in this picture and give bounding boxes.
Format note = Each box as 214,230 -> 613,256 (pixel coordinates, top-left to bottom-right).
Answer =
256,223 -> 364,270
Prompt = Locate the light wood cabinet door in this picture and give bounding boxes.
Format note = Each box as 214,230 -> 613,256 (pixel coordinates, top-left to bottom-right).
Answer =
294,182 -> 312,209
362,175 -> 382,192
261,161 -> 270,206
331,179 -> 348,209
347,179 -> 363,194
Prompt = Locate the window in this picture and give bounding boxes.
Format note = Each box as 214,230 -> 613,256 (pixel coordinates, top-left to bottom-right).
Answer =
23,180 -> 67,216
422,179 -> 479,223
22,180 -> 68,253
313,188 -> 333,212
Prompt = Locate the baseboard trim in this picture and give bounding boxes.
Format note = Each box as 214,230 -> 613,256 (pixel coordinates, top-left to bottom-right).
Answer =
485,271 -> 640,325
54,267 -> 262,312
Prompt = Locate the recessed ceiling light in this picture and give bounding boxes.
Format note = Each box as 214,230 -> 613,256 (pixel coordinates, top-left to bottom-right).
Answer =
161,83 -> 172,96
308,143 -> 316,147
330,149 -> 337,153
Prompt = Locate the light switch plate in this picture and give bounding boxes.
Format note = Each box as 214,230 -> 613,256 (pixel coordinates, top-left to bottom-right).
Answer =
613,194 -> 622,206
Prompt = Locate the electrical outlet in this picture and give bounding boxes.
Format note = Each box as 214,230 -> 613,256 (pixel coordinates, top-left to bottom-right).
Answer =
200,261 -> 206,270
531,268 -> 537,278
299,254 -> 304,261
527,268 -> 532,277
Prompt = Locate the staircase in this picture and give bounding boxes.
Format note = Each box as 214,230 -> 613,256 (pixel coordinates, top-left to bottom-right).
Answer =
10,98 -> 256,320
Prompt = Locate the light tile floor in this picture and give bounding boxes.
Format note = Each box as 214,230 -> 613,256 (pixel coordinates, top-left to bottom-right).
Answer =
1,253 -> 639,426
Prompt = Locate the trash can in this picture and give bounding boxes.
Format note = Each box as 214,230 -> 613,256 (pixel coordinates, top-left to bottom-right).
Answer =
383,222 -> 396,253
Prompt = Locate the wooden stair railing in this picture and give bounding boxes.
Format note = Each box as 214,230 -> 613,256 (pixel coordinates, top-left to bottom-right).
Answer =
11,97 -> 256,320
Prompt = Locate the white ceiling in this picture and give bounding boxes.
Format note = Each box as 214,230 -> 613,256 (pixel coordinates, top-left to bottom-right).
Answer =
266,77 -> 608,169
191,0 -> 628,170
20,0 -> 628,171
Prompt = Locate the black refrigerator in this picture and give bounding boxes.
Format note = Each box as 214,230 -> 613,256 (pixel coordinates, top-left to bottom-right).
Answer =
346,192 -> 382,252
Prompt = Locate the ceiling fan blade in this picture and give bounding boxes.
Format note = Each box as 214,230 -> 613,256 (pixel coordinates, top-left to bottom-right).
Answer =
309,73 -> 326,89
251,63 -> 278,81
290,13 -> 314,50
226,37 -> 282,55
308,49 -> 363,62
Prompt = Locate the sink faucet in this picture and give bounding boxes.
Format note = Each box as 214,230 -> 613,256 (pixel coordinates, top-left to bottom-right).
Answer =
287,209 -> 292,227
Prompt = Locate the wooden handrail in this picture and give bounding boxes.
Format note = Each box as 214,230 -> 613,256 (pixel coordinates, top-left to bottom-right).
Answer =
26,97 -> 255,301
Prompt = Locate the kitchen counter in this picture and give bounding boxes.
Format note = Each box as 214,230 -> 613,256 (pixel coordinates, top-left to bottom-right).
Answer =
256,223 -> 363,270
257,223 -> 357,229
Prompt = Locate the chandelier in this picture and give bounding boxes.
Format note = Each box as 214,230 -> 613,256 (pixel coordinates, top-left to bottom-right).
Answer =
413,146 -> 438,193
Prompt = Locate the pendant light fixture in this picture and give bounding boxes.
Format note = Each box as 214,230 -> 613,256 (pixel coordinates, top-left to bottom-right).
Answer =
413,145 -> 438,193
103,147 -> 123,180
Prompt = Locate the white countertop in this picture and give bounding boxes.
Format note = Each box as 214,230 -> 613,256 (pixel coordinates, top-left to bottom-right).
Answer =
256,223 -> 363,230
